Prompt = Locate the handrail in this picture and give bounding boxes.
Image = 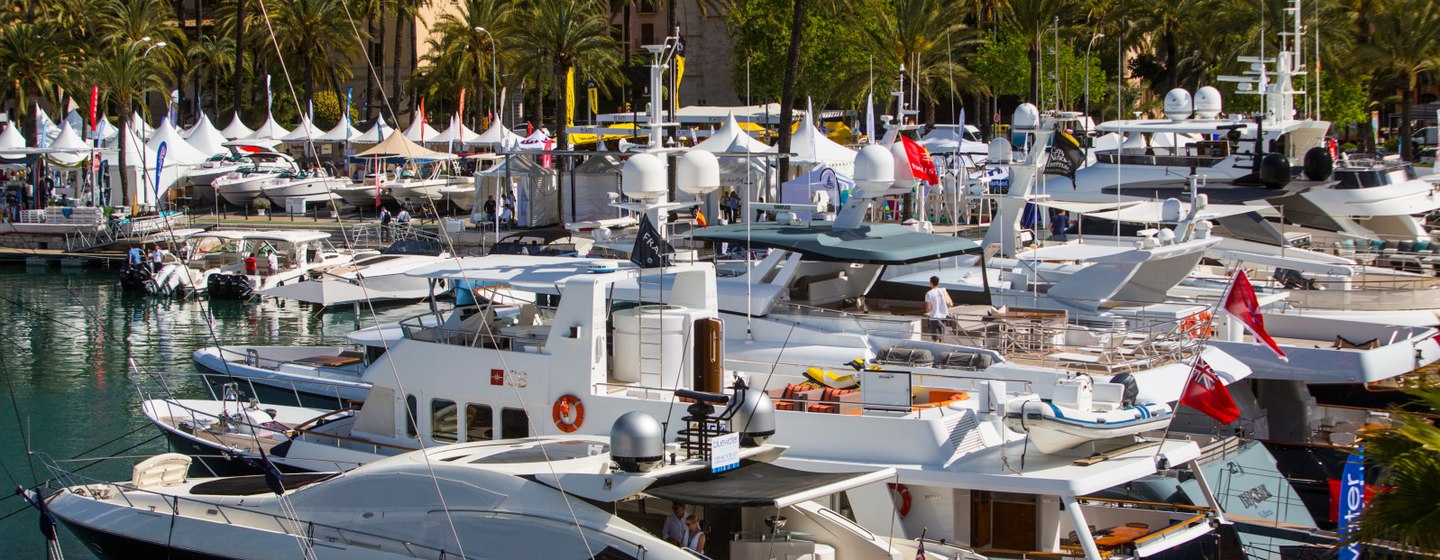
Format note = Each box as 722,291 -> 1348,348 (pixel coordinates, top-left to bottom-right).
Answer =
1075,496 -> 1216,514
1129,513 -> 1210,547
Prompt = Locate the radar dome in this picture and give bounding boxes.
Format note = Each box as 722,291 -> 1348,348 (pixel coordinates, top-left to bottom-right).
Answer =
611,411 -> 665,473
1012,103 -> 1040,130
988,138 -> 1013,164
853,144 -> 894,184
1164,88 -> 1193,121
676,150 -> 720,195
1194,86 -> 1223,118
621,153 -> 666,200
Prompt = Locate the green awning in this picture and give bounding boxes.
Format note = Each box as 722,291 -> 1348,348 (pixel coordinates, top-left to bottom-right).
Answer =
690,223 -> 978,264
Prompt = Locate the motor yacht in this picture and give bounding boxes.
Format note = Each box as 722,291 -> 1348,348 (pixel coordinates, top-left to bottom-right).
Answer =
259,169 -> 347,208
177,230 -> 361,299
214,152 -> 300,208
259,240 -> 452,307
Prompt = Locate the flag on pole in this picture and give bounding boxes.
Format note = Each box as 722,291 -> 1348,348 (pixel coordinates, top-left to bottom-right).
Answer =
153,141 -> 167,205
88,86 -> 99,133
588,82 -> 599,116
344,88 -> 353,142
266,74 -> 273,111
865,91 -> 875,144
565,67 -> 576,128
1336,447 -> 1366,560
899,135 -> 940,185
673,54 -> 686,115
419,98 -> 427,143
457,87 -> 467,131
373,154 -> 384,207
694,207 -> 707,228
1222,269 -> 1287,360
1180,357 -> 1241,424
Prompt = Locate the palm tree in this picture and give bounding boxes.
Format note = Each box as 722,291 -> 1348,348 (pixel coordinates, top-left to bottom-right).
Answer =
775,0 -> 806,173
1002,0 -> 1082,105
506,0 -> 622,150
350,0 -> 392,121
0,22 -> 73,147
1350,385 -> 1440,553
270,0 -> 365,105
83,41 -> 171,207
390,0 -> 431,115
863,0 -> 988,126
188,35 -> 235,116
211,0 -> 253,115
425,0 -> 511,128
1357,0 -> 1440,159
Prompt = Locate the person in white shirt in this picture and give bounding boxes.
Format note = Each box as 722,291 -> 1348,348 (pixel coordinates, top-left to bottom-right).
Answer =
924,275 -> 952,342
266,252 -> 279,276
660,502 -> 687,546
396,208 -> 412,229
150,245 -> 164,272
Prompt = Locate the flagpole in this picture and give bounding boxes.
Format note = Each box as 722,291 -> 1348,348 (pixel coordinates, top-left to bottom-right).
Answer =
1153,265 -> 1240,463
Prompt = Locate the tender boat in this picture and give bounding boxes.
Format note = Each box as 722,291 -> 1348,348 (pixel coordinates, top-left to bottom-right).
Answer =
187,230 -> 361,299
1004,374 -> 1173,454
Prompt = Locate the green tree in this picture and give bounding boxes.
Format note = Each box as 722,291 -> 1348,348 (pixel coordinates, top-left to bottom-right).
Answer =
0,22 -> 73,147
187,35 -> 235,117
1350,385 -> 1440,553
973,33 -> 1104,111
506,0 -> 621,150
269,0 -> 365,104
421,0 -> 512,128
862,0 -> 989,126
727,0 -> 883,109
1357,0 -> 1440,159
83,42 -> 171,206
1001,0 -> 1082,104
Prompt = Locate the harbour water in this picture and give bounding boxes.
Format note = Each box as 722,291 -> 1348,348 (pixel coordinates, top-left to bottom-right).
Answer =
0,264 -> 427,558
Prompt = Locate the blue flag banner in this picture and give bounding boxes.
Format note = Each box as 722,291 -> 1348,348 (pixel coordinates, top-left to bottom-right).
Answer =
1337,446 -> 1365,560
154,141 -> 167,203
345,88 -> 354,141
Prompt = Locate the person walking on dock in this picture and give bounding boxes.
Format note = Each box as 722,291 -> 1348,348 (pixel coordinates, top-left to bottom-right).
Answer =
396,208 -> 412,232
378,207 -> 392,242
149,245 -> 164,273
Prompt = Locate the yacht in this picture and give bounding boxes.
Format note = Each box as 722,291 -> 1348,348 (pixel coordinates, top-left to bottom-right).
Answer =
259,169 -> 347,208
181,230 -> 361,299
259,240 -> 453,307
385,162 -> 469,207
39,398 -> 976,560
214,152 -> 300,208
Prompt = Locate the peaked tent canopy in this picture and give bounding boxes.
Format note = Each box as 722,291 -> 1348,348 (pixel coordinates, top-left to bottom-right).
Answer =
431,116 -> 481,147
220,113 -> 255,140
146,117 -> 209,165
62,110 -> 85,136
402,112 -> 441,143
694,115 -> 771,154
0,123 -> 27,163
771,112 -> 857,174
476,155 -> 558,227
351,129 -> 457,162
471,119 -> 522,148
130,112 -> 155,140
185,114 -> 229,157
358,116 -> 391,143
35,107 -> 62,144
88,115 -> 120,143
317,115 -> 363,143
45,121 -> 93,166
245,113 -> 291,141
281,116 -> 324,143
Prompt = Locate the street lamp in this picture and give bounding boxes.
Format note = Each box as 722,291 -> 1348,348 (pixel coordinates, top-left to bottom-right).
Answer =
474,27 -> 500,122
1083,32 -> 1105,130
136,37 -> 167,212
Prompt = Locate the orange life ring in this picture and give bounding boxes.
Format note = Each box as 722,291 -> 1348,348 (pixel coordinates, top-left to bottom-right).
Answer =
552,394 -> 585,433
1182,311 -> 1214,339
887,483 -> 912,517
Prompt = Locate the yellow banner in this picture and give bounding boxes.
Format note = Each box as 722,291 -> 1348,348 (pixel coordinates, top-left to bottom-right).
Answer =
588,85 -> 598,115
565,67 -> 575,127
673,55 -> 685,113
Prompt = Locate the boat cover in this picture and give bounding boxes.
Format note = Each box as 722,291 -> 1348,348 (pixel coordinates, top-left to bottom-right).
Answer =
643,461 -> 894,509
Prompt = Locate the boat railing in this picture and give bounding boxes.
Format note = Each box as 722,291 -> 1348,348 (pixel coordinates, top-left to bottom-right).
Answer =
1068,497 -> 1216,558
212,346 -> 369,378
34,453 -> 478,560
135,370 -> 353,411
398,311 -> 548,351
1093,149 -> 1227,168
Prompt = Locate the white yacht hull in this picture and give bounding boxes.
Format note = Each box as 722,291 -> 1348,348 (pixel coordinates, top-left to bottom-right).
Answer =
214,174 -> 277,207
261,177 -> 347,207
192,345 -> 371,402
331,185 -> 390,208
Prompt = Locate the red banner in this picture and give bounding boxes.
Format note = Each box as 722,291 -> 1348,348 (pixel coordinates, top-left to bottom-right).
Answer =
88,86 -> 99,132
899,135 -> 939,185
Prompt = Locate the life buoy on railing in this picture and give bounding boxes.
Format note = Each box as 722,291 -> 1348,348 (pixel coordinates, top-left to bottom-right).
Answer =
552,394 -> 585,433
1182,311 -> 1214,339
887,482 -> 912,517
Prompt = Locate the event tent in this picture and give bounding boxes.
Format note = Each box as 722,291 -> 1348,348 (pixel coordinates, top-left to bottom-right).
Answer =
352,129 -> 456,162
44,121 -> 92,166
402,112 -> 441,143
779,164 -> 854,220
130,112 -> 155,140
183,113 -> 229,157
471,119 -> 522,149
280,116 -> 324,143
430,116 -> 481,148
0,123 -> 26,163
559,154 -> 622,224
772,113 -> 856,174
317,115 -> 364,143
358,116 -> 391,143
474,155 -> 558,228
220,113 -> 255,140
245,113 -> 291,141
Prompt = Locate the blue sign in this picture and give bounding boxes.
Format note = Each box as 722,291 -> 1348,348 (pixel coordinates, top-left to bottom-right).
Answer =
1337,446 -> 1365,560
153,141 -> 167,203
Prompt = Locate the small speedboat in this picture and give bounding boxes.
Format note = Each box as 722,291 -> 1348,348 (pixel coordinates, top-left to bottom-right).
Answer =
1003,374 -> 1173,453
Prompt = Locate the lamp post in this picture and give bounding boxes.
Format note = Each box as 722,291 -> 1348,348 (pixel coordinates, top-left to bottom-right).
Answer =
1083,32 -> 1105,130
474,27 -> 500,123
137,37 -> 167,212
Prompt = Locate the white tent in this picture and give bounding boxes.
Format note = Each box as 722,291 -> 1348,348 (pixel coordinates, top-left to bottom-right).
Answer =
402,112 -> 441,144
352,129 -> 457,161
62,110 -> 85,135
280,116 -> 324,143
476,155 -> 558,227
779,164 -> 854,220
471,119 -> 522,149
44,121 -> 93,167
146,118 -> 209,166
317,115 -> 363,143
0,123 -> 27,162
693,115 -> 775,206
430,116 -> 481,148
772,113 -> 857,174
87,115 -> 120,144
130,112 -> 155,140
36,107 -> 62,145
518,129 -> 553,150
183,113 -> 229,157
245,113 -> 291,141
920,125 -> 988,156
560,154 -> 623,223
693,115 -> 771,153
358,116 -> 391,143
103,122 -> 197,207
220,113 -> 254,140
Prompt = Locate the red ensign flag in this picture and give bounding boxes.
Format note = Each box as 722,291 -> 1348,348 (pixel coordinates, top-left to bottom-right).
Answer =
1180,357 -> 1241,424
1222,269 -> 1287,361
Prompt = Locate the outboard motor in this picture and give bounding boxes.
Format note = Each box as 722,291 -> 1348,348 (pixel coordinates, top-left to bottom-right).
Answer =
1108,373 -> 1140,408
727,379 -> 776,447
610,411 -> 665,473
1303,146 -> 1334,180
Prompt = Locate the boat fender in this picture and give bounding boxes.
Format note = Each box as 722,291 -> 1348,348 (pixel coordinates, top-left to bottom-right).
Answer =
553,394 -> 585,433
1303,146 -> 1334,180
1108,373 -> 1139,408
887,482 -> 912,517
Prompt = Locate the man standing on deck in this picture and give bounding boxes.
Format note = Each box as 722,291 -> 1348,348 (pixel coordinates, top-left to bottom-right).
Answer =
149,244 -> 164,272
924,275 -> 953,342
127,245 -> 143,266
661,502 -> 688,546
266,251 -> 279,276
1051,209 -> 1071,242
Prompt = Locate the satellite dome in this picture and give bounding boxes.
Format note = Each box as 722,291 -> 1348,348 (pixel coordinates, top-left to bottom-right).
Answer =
621,153 -> 666,200
676,150 -> 719,195
1194,86 -> 1223,118
853,144 -> 894,184
1164,88 -> 1193,121
1013,103 -> 1040,130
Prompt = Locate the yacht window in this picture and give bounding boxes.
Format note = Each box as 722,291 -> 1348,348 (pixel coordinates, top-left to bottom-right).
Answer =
501,407 -> 529,439
466,404 -> 493,442
405,395 -> 418,438
432,399 -> 459,443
